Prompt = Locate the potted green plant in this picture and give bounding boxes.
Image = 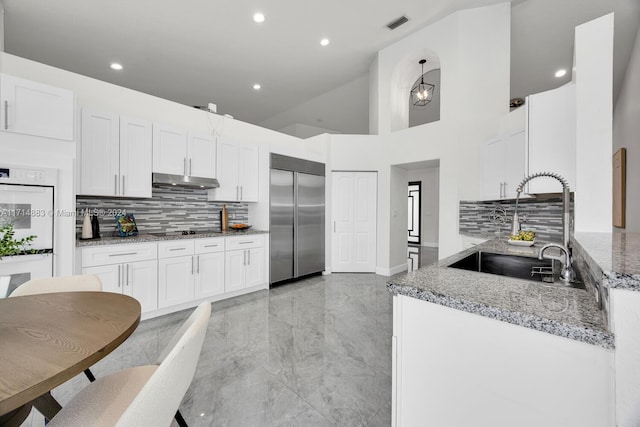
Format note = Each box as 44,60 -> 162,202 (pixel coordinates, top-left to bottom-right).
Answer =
0,223 -> 38,260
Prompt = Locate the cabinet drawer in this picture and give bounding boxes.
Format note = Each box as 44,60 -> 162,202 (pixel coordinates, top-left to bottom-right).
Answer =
158,240 -> 195,258
82,243 -> 157,267
225,234 -> 264,251
195,237 -> 225,254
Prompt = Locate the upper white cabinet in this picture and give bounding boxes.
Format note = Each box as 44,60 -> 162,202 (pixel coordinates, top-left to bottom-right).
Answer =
0,73 -> 74,141
79,109 -> 152,197
209,137 -> 259,202
526,84 -> 576,194
483,130 -> 526,199
153,124 -> 216,178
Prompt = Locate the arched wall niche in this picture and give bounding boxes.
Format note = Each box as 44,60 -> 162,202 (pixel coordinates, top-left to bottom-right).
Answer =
390,50 -> 441,132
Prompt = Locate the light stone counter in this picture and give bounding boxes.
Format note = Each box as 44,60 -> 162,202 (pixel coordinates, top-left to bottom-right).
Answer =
573,232 -> 640,291
76,229 -> 269,247
388,238 -> 612,348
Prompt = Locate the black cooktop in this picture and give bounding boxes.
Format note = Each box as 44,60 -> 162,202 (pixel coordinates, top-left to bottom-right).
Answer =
150,229 -> 221,237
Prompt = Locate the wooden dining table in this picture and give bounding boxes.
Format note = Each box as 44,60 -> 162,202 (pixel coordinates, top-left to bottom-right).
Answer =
0,292 -> 141,424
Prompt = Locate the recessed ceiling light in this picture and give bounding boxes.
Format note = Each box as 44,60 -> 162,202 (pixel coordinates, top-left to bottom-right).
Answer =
110,63 -> 123,70
320,38 -> 330,47
253,83 -> 261,90
253,13 -> 265,23
555,69 -> 567,78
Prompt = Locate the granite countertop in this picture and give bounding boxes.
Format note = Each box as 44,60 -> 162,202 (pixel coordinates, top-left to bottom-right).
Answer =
76,229 -> 269,247
573,232 -> 640,291
388,239 -> 613,349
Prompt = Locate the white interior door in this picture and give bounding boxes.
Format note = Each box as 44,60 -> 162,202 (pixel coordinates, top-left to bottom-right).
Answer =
331,171 -> 377,273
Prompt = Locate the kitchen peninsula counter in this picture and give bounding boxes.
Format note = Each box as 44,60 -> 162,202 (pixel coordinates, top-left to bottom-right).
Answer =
388,238 -> 612,348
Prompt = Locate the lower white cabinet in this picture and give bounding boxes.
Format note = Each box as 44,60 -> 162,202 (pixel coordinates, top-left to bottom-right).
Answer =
79,234 -> 265,316
81,243 -> 158,313
225,235 -> 265,292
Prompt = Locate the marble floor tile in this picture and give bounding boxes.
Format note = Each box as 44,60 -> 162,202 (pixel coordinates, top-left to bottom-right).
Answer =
21,273 -> 393,427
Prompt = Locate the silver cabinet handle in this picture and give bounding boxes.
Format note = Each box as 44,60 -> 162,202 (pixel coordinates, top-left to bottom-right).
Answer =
117,264 -> 121,287
236,185 -> 239,200
115,175 -> 118,195
191,256 -> 194,274
109,252 -> 138,257
126,264 -> 130,287
4,100 -> 7,130
122,175 -> 125,195
203,244 -> 219,248
184,158 -> 188,175
247,250 -> 251,265
239,241 -> 252,245
169,247 -> 186,251
243,250 -> 246,266
240,186 -> 243,200
189,159 -> 192,176
197,255 -> 200,274
503,182 -> 507,198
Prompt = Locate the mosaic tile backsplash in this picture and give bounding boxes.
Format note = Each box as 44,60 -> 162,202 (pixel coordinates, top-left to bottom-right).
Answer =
459,197 -> 574,242
76,185 -> 248,236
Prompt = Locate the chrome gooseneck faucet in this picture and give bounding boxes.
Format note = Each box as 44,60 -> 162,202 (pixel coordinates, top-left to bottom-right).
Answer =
510,172 -> 571,248
511,172 -> 575,282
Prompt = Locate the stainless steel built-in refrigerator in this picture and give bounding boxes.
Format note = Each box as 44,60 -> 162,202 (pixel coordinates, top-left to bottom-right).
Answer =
270,154 -> 325,285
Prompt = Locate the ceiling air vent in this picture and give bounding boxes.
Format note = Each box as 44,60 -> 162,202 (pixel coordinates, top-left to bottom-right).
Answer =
386,15 -> 409,30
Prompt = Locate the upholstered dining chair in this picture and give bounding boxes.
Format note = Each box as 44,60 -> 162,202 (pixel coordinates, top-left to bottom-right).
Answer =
47,301 -> 211,427
9,274 -> 103,382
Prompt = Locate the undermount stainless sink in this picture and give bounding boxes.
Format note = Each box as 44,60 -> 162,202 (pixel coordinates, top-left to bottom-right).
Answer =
448,251 -> 585,289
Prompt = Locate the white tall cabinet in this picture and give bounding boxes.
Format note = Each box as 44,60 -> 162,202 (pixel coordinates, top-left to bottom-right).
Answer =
526,84 -> 577,193
0,73 -> 74,141
208,137 -> 259,202
483,130 -> 525,199
79,109 -> 152,197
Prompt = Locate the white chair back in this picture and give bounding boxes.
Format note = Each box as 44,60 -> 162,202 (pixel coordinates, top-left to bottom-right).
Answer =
115,302 -> 211,427
9,274 -> 102,297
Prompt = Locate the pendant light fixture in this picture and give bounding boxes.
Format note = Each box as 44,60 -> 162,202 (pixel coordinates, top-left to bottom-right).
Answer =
411,59 -> 435,107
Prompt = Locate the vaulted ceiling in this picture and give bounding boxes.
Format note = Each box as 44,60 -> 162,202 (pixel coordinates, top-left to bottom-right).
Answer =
2,0 -> 638,135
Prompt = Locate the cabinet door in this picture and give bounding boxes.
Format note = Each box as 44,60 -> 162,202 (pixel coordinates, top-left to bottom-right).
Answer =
120,116 -> 152,198
225,250 -> 245,292
188,132 -> 216,179
503,130 -> 526,199
158,256 -> 195,308
124,260 -> 158,313
526,84 -> 576,193
244,247 -> 264,288
483,137 -> 505,200
237,143 -> 260,202
0,74 -> 74,140
153,123 -> 188,175
82,264 -> 122,294
194,252 -> 225,299
80,109 -> 120,196
210,138 -> 239,201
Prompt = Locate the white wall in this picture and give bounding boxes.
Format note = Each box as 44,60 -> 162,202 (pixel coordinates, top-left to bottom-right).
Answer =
259,75 -> 369,136
0,52 -> 328,276
574,14 -> 614,232
277,123 -> 338,139
613,24 -> 640,232
408,167 -> 440,247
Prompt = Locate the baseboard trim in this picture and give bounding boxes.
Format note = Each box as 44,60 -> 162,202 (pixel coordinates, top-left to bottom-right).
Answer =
377,263 -> 408,276
421,242 -> 439,248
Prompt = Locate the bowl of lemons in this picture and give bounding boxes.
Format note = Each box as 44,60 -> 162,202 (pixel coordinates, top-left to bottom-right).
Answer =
508,230 -> 535,246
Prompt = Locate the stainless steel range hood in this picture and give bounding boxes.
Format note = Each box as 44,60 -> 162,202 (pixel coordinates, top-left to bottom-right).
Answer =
152,173 -> 219,189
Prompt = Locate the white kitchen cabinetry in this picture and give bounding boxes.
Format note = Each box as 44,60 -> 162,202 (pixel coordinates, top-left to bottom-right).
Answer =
157,240 -> 195,308
526,84 -> 576,193
208,137 -> 259,202
153,124 -> 216,178
194,237 -> 225,299
81,243 -> 158,313
0,73 -> 74,141
79,109 -> 152,197
483,130 -> 525,199
393,295 -> 614,427
225,235 -> 265,291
